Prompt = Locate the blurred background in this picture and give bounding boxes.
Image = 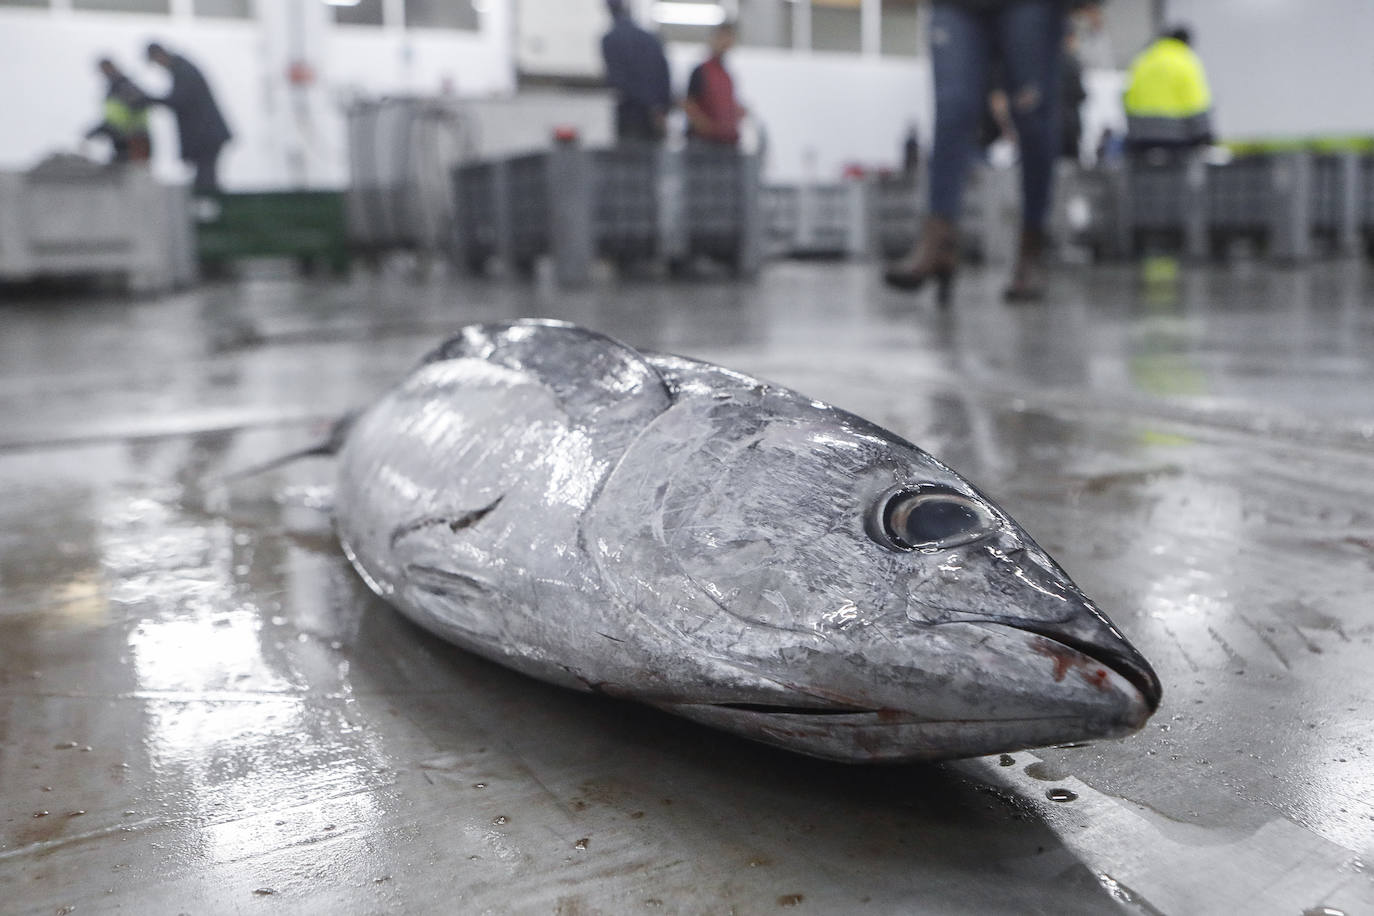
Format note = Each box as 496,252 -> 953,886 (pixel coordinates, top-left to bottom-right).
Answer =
3,0 -> 1374,289
1,0 -> 1372,285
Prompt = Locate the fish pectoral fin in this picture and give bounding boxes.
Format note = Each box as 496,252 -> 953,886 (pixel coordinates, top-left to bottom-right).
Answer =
388,496 -> 505,548
220,410 -> 360,481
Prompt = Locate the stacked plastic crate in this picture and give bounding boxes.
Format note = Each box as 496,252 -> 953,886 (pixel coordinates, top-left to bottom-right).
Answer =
0,161 -> 194,291
1361,156 -> 1374,254
1128,155 -> 1193,252
683,145 -> 746,264
868,177 -> 920,261
1206,154 -> 1271,250
345,97 -> 478,258
760,185 -> 801,258
591,145 -> 659,264
453,161 -> 501,273
506,153 -> 552,273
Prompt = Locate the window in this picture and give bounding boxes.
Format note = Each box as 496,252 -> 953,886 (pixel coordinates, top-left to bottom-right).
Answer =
406,0 -> 478,30
333,0 -> 383,26
72,0 -> 170,12
654,0 -> 727,45
881,0 -> 920,57
738,0 -> 793,49
193,0 -> 251,18
811,2 -> 860,54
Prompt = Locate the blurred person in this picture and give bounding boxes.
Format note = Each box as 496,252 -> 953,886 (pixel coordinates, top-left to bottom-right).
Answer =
979,82 -> 1016,156
1095,127 -> 1125,166
85,58 -> 151,164
902,123 -> 921,180
1071,0 -> 1113,70
1060,29 -> 1086,161
684,21 -> 745,147
145,41 -> 232,194
601,0 -> 672,143
1123,25 -> 1214,152
885,1 -> 1075,305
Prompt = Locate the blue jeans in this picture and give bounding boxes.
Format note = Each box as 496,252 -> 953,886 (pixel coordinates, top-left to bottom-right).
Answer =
928,1 -> 1065,231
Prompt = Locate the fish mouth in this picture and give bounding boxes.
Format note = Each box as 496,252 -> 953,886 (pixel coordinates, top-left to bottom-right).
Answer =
667,702 -> 1105,763
709,702 -> 880,717
663,621 -> 1161,763
993,621 -> 1163,716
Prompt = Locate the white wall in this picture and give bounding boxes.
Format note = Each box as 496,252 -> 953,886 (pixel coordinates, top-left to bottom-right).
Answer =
1164,0 -> 1374,139
667,43 -> 930,183
0,3 -> 515,190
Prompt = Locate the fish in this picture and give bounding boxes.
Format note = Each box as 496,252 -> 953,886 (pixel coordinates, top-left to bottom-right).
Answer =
329,319 -> 1161,763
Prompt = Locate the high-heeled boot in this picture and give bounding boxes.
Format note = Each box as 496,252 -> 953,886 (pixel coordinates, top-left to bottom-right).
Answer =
883,215 -> 958,306
1003,228 -> 1047,302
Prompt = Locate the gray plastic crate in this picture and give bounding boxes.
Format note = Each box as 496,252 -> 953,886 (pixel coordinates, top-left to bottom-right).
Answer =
506,152 -> 551,267
760,182 -> 867,258
1207,156 -> 1269,232
1307,153 -> 1365,256
760,185 -> 800,256
683,145 -> 746,262
346,97 -> 478,257
1311,155 -> 1343,231
450,140 -> 761,285
591,145 -> 659,261
868,178 -> 920,261
1128,158 -> 1191,232
1357,156 -> 1374,253
453,160 -> 502,271
0,163 -> 194,291
1114,152 -> 1314,261
1363,157 -> 1374,226
1046,163 -> 1112,259
808,185 -> 860,254
1118,153 -> 1208,259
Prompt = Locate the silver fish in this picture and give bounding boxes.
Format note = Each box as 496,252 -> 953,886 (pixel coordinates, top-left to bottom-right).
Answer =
332,320 -> 1161,763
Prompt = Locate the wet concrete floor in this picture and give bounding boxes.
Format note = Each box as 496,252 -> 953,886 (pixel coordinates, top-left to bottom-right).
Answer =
2,259 -> 1373,914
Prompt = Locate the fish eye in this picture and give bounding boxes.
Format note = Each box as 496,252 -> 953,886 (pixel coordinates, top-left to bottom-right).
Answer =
871,486 -> 997,551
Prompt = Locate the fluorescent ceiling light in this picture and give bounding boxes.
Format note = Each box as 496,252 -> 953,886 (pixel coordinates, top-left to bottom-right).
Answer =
322,0 -> 361,7
652,2 -> 727,26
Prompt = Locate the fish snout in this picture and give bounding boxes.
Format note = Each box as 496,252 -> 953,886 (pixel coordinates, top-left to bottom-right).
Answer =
969,542 -> 1162,719
1002,600 -> 1162,719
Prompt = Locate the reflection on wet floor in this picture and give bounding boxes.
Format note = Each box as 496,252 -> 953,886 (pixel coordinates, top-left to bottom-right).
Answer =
2,260 -> 1373,913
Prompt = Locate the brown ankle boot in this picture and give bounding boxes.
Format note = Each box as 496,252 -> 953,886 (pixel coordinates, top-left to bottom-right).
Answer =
1004,228 -> 1047,302
884,215 -> 958,306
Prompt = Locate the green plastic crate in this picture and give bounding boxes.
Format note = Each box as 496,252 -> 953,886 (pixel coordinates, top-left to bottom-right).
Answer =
1222,135 -> 1374,156
197,190 -> 350,274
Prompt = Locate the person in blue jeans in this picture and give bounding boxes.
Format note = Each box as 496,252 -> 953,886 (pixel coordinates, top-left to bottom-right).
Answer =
885,0 -> 1070,304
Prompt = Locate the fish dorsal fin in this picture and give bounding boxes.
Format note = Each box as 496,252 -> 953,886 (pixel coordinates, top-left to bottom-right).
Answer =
424,321 -> 672,433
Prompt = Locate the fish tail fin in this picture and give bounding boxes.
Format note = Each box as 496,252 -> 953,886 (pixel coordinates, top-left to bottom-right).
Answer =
222,410 -> 359,481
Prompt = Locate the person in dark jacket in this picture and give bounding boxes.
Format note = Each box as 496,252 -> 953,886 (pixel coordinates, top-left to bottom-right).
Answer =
601,0 -> 672,142
146,41 -> 232,194
86,58 -> 152,164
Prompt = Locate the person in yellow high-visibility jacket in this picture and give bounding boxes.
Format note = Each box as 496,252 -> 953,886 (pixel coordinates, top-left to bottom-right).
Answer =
85,58 -> 152,163
1123,26 -> 1214,151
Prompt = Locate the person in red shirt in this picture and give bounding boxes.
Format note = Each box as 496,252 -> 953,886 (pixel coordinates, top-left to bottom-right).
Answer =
684,22 -> 745,146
